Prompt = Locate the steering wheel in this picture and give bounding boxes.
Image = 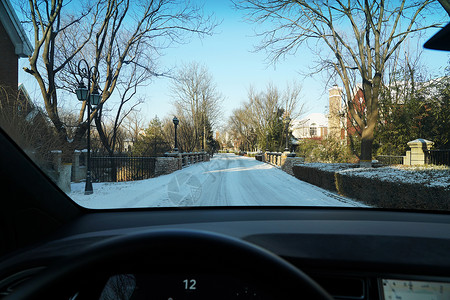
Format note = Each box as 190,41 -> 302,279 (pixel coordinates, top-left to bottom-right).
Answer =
7,229 -> 333,300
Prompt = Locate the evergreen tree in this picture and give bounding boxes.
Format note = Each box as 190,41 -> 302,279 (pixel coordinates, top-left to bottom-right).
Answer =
133,117 -> 170,156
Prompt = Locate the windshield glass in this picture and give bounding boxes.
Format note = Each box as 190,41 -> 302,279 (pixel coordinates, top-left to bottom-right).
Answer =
1,0 -> 449,210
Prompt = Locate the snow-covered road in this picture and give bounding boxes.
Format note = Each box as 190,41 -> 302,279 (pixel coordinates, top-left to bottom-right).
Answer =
70,153 -> 365,209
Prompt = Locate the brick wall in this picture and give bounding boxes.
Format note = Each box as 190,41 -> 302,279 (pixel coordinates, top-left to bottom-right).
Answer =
0,22 -> 18,93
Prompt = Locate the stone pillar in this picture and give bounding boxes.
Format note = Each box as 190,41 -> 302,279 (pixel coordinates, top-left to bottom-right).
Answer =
51,150 -> 62,171
405,139 -> 434,165
51,150 -> 71,193
183,155 -> 189,166
155,157 -> 165,176
165,153 -> 182,171
281,156 -> 304,176
57,163 -> 72,193
177,153 -> 182,170
72,151 -> 82,182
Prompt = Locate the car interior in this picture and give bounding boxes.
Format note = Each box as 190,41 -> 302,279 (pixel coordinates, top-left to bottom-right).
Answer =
1,1 -> 450,300
2,113 -> 450,300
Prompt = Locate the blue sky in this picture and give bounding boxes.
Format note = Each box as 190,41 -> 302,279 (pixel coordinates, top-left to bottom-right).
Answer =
18,0 -> 450,127
137,0 -> 450,125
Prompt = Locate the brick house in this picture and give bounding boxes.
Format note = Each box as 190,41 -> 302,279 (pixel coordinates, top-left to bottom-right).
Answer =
0,0 -> 32,94
346,87 -> 366,138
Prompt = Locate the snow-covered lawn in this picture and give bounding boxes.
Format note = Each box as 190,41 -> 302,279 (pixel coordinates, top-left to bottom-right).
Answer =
69,153 -> 365,209
299,163 -> 450,190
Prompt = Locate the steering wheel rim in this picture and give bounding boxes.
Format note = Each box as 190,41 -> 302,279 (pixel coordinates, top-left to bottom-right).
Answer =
7,229 -> 334,300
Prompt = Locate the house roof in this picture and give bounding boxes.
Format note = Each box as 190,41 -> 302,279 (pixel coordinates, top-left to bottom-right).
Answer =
0,0 -> 33,57
292,113 -> 328,129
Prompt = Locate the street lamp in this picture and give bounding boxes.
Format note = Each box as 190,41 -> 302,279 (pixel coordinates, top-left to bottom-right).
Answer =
284,116 -> 291,152
173,116 -> 179,152
75,59 -> 101,195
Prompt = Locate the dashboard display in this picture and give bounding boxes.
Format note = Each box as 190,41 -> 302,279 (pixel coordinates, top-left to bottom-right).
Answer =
381,279 -> 450,300
99,273 -> 271,299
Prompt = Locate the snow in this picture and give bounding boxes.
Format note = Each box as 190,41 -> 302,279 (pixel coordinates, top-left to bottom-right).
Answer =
338,165 -> 450,189
297,163 -> 357,172
298,162 -> 450,190
69,153 -> 365,209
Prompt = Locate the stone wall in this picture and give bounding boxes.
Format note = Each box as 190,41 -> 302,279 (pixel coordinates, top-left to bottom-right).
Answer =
262,151 -> 303,176
155,157 -> 180,176
281,157 -> 305,176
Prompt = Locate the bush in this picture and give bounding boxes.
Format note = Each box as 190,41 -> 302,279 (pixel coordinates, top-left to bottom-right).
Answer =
292,165 -> 338,192
335,172 -> 449,210
296,137 -> 357,163
292,163 -> 450,210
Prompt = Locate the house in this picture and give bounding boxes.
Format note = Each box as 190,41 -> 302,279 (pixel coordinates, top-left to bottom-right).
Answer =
291,113 -> 328,140
0,0 -> 32,94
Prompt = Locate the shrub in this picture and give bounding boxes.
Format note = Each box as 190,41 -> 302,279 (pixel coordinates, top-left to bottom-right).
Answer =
296,137 -> 357,163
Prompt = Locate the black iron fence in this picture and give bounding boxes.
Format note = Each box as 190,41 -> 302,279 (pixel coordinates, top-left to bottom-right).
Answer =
425,150 -> 450,166
376,155 -> 404,165
91,156 -> 156,182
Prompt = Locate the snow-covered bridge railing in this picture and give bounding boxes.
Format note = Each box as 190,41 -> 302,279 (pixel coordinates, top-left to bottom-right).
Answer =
166,152 -> 210,168
260,151 -> 305,176
265,152 -> 283,166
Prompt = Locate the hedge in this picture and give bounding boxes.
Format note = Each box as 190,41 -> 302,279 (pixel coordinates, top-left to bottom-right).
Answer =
335,173 -> 450,210
292,165 -> 338,192
292,164 -> 450,210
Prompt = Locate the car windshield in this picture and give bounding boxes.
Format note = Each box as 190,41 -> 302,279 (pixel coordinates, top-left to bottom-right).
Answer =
0,0 -> 449,210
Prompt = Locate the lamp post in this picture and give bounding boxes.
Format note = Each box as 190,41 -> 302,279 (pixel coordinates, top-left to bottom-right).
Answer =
201,130 -> 205,152
75,59 -> 101,195
173,116 -> 179,152
284,116 -> 291,152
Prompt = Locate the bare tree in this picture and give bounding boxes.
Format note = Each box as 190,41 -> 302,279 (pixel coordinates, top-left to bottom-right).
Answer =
171,62 -> 223,151
93,63 -> 147,156
20,0 -> 217,160
235,0 -> 444,165
229,106 -> 257,152
161,113 -> 197,152
229,83 -> 303,151
22,0 -> 98,157
122,110 -> 147,147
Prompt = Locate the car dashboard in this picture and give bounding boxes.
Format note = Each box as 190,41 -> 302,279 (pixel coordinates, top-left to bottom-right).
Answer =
1,207 -> 450,300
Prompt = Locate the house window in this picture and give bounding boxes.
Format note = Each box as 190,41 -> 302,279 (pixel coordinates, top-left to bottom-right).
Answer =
310,124 -> 317,137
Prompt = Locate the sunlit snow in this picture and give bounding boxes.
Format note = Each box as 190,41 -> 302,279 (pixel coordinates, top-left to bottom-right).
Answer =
70,153 -> 365,209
